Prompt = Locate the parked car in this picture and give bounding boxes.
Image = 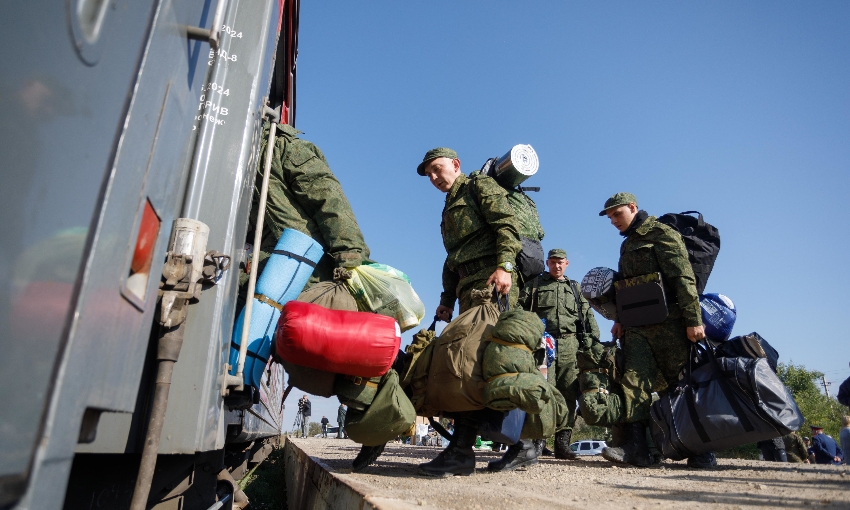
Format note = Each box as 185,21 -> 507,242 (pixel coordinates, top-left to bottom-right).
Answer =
570,440 -> 608,456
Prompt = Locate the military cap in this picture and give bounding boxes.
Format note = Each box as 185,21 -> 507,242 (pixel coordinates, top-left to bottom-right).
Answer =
417,147 -> 458,176
810,425 -> 823,430
547,248 -> 567,259
599,192 -> 638,216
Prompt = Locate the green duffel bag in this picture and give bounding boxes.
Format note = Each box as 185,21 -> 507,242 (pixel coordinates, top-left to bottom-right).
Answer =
520,383 -> 570,439
344,369 -> 416,446
579,387 -> 624,427
335,375 -> 381,411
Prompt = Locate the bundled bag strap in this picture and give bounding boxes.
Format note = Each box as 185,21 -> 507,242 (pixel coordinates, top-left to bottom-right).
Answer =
486,372 -> 519,383
487,337 -> 532,352
428,315 -> 438,332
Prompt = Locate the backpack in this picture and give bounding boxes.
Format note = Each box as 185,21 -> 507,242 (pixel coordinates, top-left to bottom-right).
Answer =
471,158 -> 545,281
656,211 -> 720,295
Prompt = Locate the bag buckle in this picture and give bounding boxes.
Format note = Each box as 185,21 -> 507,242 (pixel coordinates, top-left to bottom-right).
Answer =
351,376 -> 364,385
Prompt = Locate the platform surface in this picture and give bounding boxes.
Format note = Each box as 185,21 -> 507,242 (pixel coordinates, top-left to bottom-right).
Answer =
284,437 -> 850,509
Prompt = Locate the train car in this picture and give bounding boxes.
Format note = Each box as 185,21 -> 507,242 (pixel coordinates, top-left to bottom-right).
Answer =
0,0 -> 301,508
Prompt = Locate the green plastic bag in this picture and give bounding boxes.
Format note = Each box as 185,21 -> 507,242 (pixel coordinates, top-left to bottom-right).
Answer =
345,263 -> 426,332
344,370 -> 416,446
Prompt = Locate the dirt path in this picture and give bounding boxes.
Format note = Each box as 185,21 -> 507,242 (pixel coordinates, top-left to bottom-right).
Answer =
290,438 -> 850,509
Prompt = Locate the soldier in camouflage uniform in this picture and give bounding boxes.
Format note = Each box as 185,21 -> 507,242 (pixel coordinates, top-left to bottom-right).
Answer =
247,123 -> 380,470
417,147 -> 522,477
598,192 -> 710,468
517,248 -> 600,461
246,123 -> 371,290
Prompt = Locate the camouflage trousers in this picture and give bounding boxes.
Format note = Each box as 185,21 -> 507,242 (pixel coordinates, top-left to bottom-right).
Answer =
550,334 -> 579,432
456,267 -> 518,314
620,317 -> 690,423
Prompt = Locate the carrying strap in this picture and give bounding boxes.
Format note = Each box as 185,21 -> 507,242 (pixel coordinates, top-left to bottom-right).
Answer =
485,372 -> 519,383
679,211 -> 705,229
271,249 -> 318,268
582,387 -> 609,395
568,280 -> 590,337
428,417 -> 453,442
255,293 -> 283,311
581,368 -> 610,375
487,338 -> 532,352
345,375 -> 379,388
427,316 -> 438,332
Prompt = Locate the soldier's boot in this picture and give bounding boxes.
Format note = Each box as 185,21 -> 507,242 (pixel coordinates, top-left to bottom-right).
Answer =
492,442 -> 503,453
487,439 -> 539,472
609,423 -> 627,448
351,443 -> 386,472
686,451 -> 717,469
554,430 -> 578,460
533,439 -> 545,457
601,422 -> 651,467
418,421 -> 477,477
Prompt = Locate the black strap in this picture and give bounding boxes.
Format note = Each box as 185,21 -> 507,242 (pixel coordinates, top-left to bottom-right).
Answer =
519,186 -> 540,192
230,341 -> 269,362
685,390 -> 712,444
531,277 -> 540,313
428,417 -> 453,442
679,211 -> 705,228
272,249 -> 317,268
568,280 -> 589,337
428,316 -> 438,332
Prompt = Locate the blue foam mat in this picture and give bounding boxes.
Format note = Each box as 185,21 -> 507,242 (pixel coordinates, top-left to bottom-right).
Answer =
229,229 -> 323,387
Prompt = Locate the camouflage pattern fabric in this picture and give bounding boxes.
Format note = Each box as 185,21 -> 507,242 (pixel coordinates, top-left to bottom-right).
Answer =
617,215 -> 702,424
576,341 -> 625,427
618,216 -> 702,327
620,318 -> 690,423
452,266 -> 518,314
518,274 -> 600,433
520,387 -> 570,440
439,173 -> 521,310
490,309 -> 544,350
783,432 -> 809,463
248,123 -> 371,289
484,372 -> 559,413
335,376 -> 381,411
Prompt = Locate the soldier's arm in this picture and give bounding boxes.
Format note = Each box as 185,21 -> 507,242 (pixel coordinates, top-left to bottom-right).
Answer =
440,259 -> 459,309
582,294 -> 601,341
473,177 -> 521,266
286,140 -> 371,267
654,228 -> 702,327
517,278 -> 534,311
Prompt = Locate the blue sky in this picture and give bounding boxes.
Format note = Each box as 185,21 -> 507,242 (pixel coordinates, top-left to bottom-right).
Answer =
290,1 -> 850,425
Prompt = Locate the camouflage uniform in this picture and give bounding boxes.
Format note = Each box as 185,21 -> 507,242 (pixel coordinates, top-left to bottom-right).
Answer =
783,432 -> 809,463
439,173 -> 522,313
248,123 -> 370,288
518,272 -> 600,434
618,215 -> 702,423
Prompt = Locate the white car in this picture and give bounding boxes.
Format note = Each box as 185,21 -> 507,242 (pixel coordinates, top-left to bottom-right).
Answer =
570,440 -> 607,456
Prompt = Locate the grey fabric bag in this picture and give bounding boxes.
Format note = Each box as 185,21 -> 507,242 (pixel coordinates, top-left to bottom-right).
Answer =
650,346 -> 803,461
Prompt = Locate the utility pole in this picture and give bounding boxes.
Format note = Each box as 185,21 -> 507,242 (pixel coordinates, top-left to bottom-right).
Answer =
820,375 -> 832,398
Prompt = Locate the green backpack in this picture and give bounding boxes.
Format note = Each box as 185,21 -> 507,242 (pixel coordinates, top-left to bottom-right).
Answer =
344,369 -> 416,446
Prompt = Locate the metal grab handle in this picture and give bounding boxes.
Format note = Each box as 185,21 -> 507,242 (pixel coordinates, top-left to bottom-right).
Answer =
186,0 -> 228,50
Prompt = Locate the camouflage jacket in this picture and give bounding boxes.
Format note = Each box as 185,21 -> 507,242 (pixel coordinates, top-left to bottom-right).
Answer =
250,123 -> 370,283
439,173 -> 521,308
518,273 -> 600,340
618,215 -> 702,327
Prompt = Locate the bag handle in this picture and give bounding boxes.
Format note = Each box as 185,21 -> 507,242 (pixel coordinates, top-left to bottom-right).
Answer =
428,416 -> 453,442
493,288 -> 510,313
427,316 -> 438,332
679,211 -> 705,228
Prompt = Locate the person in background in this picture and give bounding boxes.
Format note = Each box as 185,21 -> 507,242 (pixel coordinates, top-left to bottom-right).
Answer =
298,395 -> 312,438
337,404 -> 347,439
757,437 -> 787,463
320,416 -> 329,438
783,431 -> 810,464
810,425 -> 843,465
840,416 -> 850,465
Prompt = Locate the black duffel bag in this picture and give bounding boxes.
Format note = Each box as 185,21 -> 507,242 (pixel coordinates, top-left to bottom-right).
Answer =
650,344 -> 803,461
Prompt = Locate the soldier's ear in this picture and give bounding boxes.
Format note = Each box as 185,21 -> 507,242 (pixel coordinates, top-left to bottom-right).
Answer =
452,158 -> 461,172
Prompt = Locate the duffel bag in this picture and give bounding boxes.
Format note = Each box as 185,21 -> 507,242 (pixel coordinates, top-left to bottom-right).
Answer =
650,345 -> 803,461
275,301 -> 401,378
715,332 -> 779,372
344,369 -> 416,446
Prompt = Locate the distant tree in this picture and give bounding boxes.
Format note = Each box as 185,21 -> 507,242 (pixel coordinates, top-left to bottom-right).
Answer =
308,421 -> 321,437
777,361 -> 845,439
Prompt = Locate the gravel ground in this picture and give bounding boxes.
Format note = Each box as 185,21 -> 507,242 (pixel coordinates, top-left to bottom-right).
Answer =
290,438 -> 850,509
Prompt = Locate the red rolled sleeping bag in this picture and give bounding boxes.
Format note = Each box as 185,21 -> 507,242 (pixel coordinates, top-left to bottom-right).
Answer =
275,301 -> 401,378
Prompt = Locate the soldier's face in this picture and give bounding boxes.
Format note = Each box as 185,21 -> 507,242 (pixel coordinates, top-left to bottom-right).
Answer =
607,204 -> 638,232
423,157 -> 461,192
546,257 -> 568,279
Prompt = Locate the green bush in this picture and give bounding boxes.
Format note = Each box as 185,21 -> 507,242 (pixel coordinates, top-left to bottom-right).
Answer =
777,361 -> 846,439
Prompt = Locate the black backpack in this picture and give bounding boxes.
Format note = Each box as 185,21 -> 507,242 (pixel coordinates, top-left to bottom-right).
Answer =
657,211 -> 719,295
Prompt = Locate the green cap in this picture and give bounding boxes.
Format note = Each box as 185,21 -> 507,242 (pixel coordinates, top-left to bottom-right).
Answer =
599,192 -> 638,216
417,147 -> 458,176
547,248 -> 567,259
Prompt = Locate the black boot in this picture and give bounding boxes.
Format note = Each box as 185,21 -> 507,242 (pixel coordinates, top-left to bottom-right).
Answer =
491,442 -> 503,453
554,430 -> 578,460
602,422 -> 651,467
533,439 -> 545,457
418,421 -> 477,477
686,451 -> 717,469
351,443 -> 386,472
487,439 -> 539,472
609,423 -> 627,448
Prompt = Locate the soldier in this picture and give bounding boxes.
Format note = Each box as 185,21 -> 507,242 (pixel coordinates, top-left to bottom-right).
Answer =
417,147 -> 522,477
783,431 -> 811,463
512,248 -> 600,464
247,123 -> 371,290
598,193 -> 711,468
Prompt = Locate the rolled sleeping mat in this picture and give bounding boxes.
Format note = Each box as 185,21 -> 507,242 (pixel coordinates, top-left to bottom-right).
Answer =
581,267 -> 618,321
229,228 -> 324,388
492,144 -> 539,188
700,293 -> 736,342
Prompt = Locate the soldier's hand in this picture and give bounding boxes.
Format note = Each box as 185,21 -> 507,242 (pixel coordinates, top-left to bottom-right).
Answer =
611,322 -> 624,340
436,305 -> 453,322
487,268 -> 512,296
687,325 -> 706,343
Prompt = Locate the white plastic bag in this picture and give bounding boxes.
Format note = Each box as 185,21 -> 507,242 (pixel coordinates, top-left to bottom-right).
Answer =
345,263 -> 425,332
